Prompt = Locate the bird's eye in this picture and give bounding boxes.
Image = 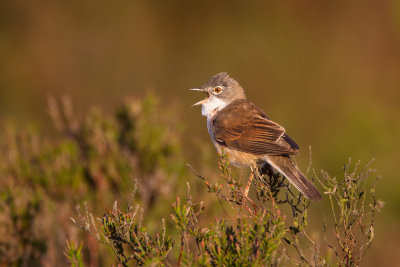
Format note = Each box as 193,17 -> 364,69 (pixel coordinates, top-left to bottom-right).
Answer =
214,86 -> 222,94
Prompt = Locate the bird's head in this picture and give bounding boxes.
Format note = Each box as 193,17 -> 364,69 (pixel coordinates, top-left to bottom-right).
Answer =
190,72 -> 246,117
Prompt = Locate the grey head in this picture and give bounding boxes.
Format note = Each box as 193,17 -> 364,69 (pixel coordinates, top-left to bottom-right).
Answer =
191,72 -> 246,117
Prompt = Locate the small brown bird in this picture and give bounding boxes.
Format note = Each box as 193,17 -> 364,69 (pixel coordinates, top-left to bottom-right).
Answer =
191,72 -> 322,201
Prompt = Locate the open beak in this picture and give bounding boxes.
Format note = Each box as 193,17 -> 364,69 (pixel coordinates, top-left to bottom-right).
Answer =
189,88 -> 209,107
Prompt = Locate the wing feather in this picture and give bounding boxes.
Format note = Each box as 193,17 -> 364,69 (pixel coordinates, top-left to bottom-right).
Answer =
212,99 -> 298,156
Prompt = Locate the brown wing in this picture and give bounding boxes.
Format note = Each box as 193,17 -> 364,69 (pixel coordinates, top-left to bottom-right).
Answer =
212,99 -> 299,156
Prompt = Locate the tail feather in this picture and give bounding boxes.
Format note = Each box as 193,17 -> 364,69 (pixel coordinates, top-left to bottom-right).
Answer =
265,155 -> 322,201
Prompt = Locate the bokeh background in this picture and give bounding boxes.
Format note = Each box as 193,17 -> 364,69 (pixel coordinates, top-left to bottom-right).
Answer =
1,0 -> 399,265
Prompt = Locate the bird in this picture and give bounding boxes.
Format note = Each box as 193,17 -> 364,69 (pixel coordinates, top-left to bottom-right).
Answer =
190,72 -> 322,201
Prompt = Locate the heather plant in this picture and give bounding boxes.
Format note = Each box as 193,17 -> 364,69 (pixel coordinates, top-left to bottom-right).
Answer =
316,159 -> 384,266
64,240 -> 84,267
72,193 -> 174,266
70,150 -> 384,266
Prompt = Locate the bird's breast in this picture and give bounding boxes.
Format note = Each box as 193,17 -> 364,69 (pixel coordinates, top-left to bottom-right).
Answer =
207,117 -> 220,151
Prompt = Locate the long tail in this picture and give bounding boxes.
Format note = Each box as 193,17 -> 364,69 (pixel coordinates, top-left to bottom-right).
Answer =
264,155 -> 322,201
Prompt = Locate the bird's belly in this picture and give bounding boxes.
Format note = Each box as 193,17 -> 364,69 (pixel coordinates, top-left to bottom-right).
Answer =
222,147 -> 258,168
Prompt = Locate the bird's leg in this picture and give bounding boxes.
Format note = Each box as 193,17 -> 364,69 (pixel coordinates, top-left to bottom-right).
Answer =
243,166 -> 255,198
241,166 -> 258,216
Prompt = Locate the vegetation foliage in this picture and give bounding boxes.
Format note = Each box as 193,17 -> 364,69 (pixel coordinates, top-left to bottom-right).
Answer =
0,94 -> 185,266
0,94 -> 384,266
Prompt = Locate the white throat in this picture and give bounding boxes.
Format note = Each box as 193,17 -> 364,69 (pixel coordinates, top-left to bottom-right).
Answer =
201,97 -> 229,118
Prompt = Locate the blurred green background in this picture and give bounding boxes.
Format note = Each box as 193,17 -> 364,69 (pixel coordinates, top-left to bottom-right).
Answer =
1,0 -> 399,265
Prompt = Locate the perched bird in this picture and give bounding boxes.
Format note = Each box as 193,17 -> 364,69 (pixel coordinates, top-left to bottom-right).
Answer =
190,72 -> 322,201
